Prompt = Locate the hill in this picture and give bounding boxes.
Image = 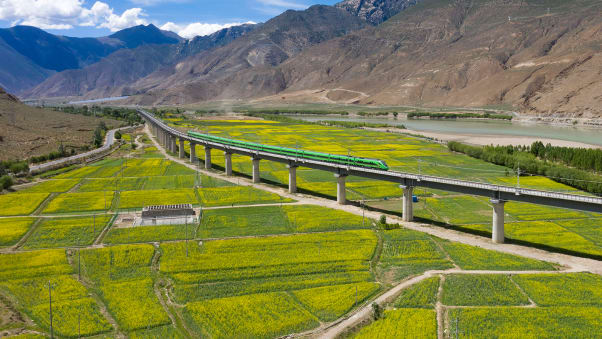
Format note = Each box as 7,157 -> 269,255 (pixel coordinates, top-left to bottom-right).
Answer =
25,24 -> 256,99
0,24 -> 182,94
0,87 -> 119,161
126,5 -> 366,105
335,0 -> 421,24
123,0 -> 600,117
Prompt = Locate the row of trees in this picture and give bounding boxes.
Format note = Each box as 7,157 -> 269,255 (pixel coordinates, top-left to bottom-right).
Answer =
0,160 -> 29,190
52,106 -> 142,125
242,109 -> 349,115
407,112 -> 512,120
447,141 -> 602,194
530,141 -> 602,173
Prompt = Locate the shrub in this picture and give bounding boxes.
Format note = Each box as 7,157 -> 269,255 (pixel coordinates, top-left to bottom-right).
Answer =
0,175 -> 13,190
115,131 -> 122,140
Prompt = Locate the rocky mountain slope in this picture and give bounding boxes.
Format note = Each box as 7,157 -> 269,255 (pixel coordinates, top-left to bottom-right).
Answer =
335,0 -> 421,24
0,24 -> 181,94
127,5 -> 366,105
25,24 -> 256,99
0,87 -> 119,161
278,0 -> 602,117
124,0 -> 600,117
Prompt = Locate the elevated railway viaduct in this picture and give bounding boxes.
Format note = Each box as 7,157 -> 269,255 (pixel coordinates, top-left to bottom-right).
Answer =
138,109 -> 602,244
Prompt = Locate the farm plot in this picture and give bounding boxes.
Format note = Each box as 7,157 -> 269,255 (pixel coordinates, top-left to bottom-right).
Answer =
78,177 -> 147,192
512,273 -> 602,306
0,250 -> 111,337
199,205 -> 289,238
282,205 -> 368,232
441,274 -> 529,306
144,175 -> 195,190
394,276 -> 440,308
104,224 -> 191,244
119,189 -> 198,209
43,191 -> 114,213
20,179 -> 79,193
159,230 -> 377,303
0,217 -> 35,247
446,307 -> 601,338
80,244 -> 171,332
378,229 -> 453,282
197,186 -> 292,207
291,282 -> 380,321
0,193 -> 49,216
437,240 -> 556,271
352,308 -> 437,339
183,292 -> 319,339
120,159 -> 169,177
23,215 -> 112,249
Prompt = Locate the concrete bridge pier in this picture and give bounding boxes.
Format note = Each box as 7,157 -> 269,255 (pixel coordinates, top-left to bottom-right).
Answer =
178,138 -> 185,158
189,142 -> 197,163
402,185 -> 414,222
205,147 -> 212,170
252,158 -> 261,183
224,152 -> 233,176
170,135 -> 177,154
335,174 -> 347,205
287,165 -> 298,193
491,199 -> 506,243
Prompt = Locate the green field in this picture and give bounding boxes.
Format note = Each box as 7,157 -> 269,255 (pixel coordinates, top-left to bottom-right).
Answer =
43,191 -> 114,213
0,217 -> 35,247
0,193 -> 49,216
23,215 -> 112,249
352,308 -> 437,338
441,274 -> 529,306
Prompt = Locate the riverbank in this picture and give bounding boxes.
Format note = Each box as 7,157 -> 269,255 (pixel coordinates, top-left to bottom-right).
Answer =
396,129 -> 602,149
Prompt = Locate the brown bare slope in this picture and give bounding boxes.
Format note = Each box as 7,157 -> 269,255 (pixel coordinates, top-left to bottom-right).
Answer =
127,5 -> 366,105
127,0 -> 601,117
280,0 -> 602,117
0,87 -> 119,161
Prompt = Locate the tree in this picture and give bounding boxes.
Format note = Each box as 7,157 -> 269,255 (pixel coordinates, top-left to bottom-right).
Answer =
115,131 -> 122,140
393,112 -> 399,119
94,128 -> 103,148
372,303 -> 383,320
0,175 -> 13,190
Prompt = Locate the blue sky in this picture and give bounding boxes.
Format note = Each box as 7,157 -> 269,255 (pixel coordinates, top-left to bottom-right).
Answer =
0,0 -> 339,38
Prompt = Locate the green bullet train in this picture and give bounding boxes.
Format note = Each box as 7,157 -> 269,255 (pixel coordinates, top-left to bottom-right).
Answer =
187,131 -> 389,170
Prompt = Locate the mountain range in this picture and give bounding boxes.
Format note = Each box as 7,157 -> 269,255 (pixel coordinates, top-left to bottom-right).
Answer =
5,0 -> 602,117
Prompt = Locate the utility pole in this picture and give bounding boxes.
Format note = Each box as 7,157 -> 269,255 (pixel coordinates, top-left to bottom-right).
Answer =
46,282 -> 56,339
78,239 -> 81,280
78,313 -> 81,339
185,217 -> 189,257
355,285 -> 358,307
517,162 -> 521,188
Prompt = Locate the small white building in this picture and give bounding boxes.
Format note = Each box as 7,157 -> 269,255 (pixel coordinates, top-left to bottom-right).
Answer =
135,204 -> 197,226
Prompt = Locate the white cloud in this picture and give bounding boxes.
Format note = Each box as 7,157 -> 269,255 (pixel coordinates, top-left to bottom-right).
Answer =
256,0 -> 308,10
160,21 -> 255,39
99,8 -> 147,32
0,0 -> 147,31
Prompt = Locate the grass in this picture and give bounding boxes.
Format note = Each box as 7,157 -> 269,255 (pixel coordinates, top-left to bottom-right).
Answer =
0,193 -> 49,216
119,189 -> 198,209
394,276 -> 439,308
437,241 -> 556,271
183,292 -> 319,338
0,217 -> 35,247
198,186 -> 292,207
43,192 -> 114,213
352,308 -> 437,339
22,215 -> 112,249
441,274 -> 530,306
78,177 -> 147,192
291,282 -> 380,321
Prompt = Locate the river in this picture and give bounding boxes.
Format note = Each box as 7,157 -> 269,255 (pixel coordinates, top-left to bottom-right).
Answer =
293,116 -> 602,147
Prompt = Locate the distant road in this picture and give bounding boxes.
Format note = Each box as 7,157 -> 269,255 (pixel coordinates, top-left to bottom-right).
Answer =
29,125 -> 137,174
